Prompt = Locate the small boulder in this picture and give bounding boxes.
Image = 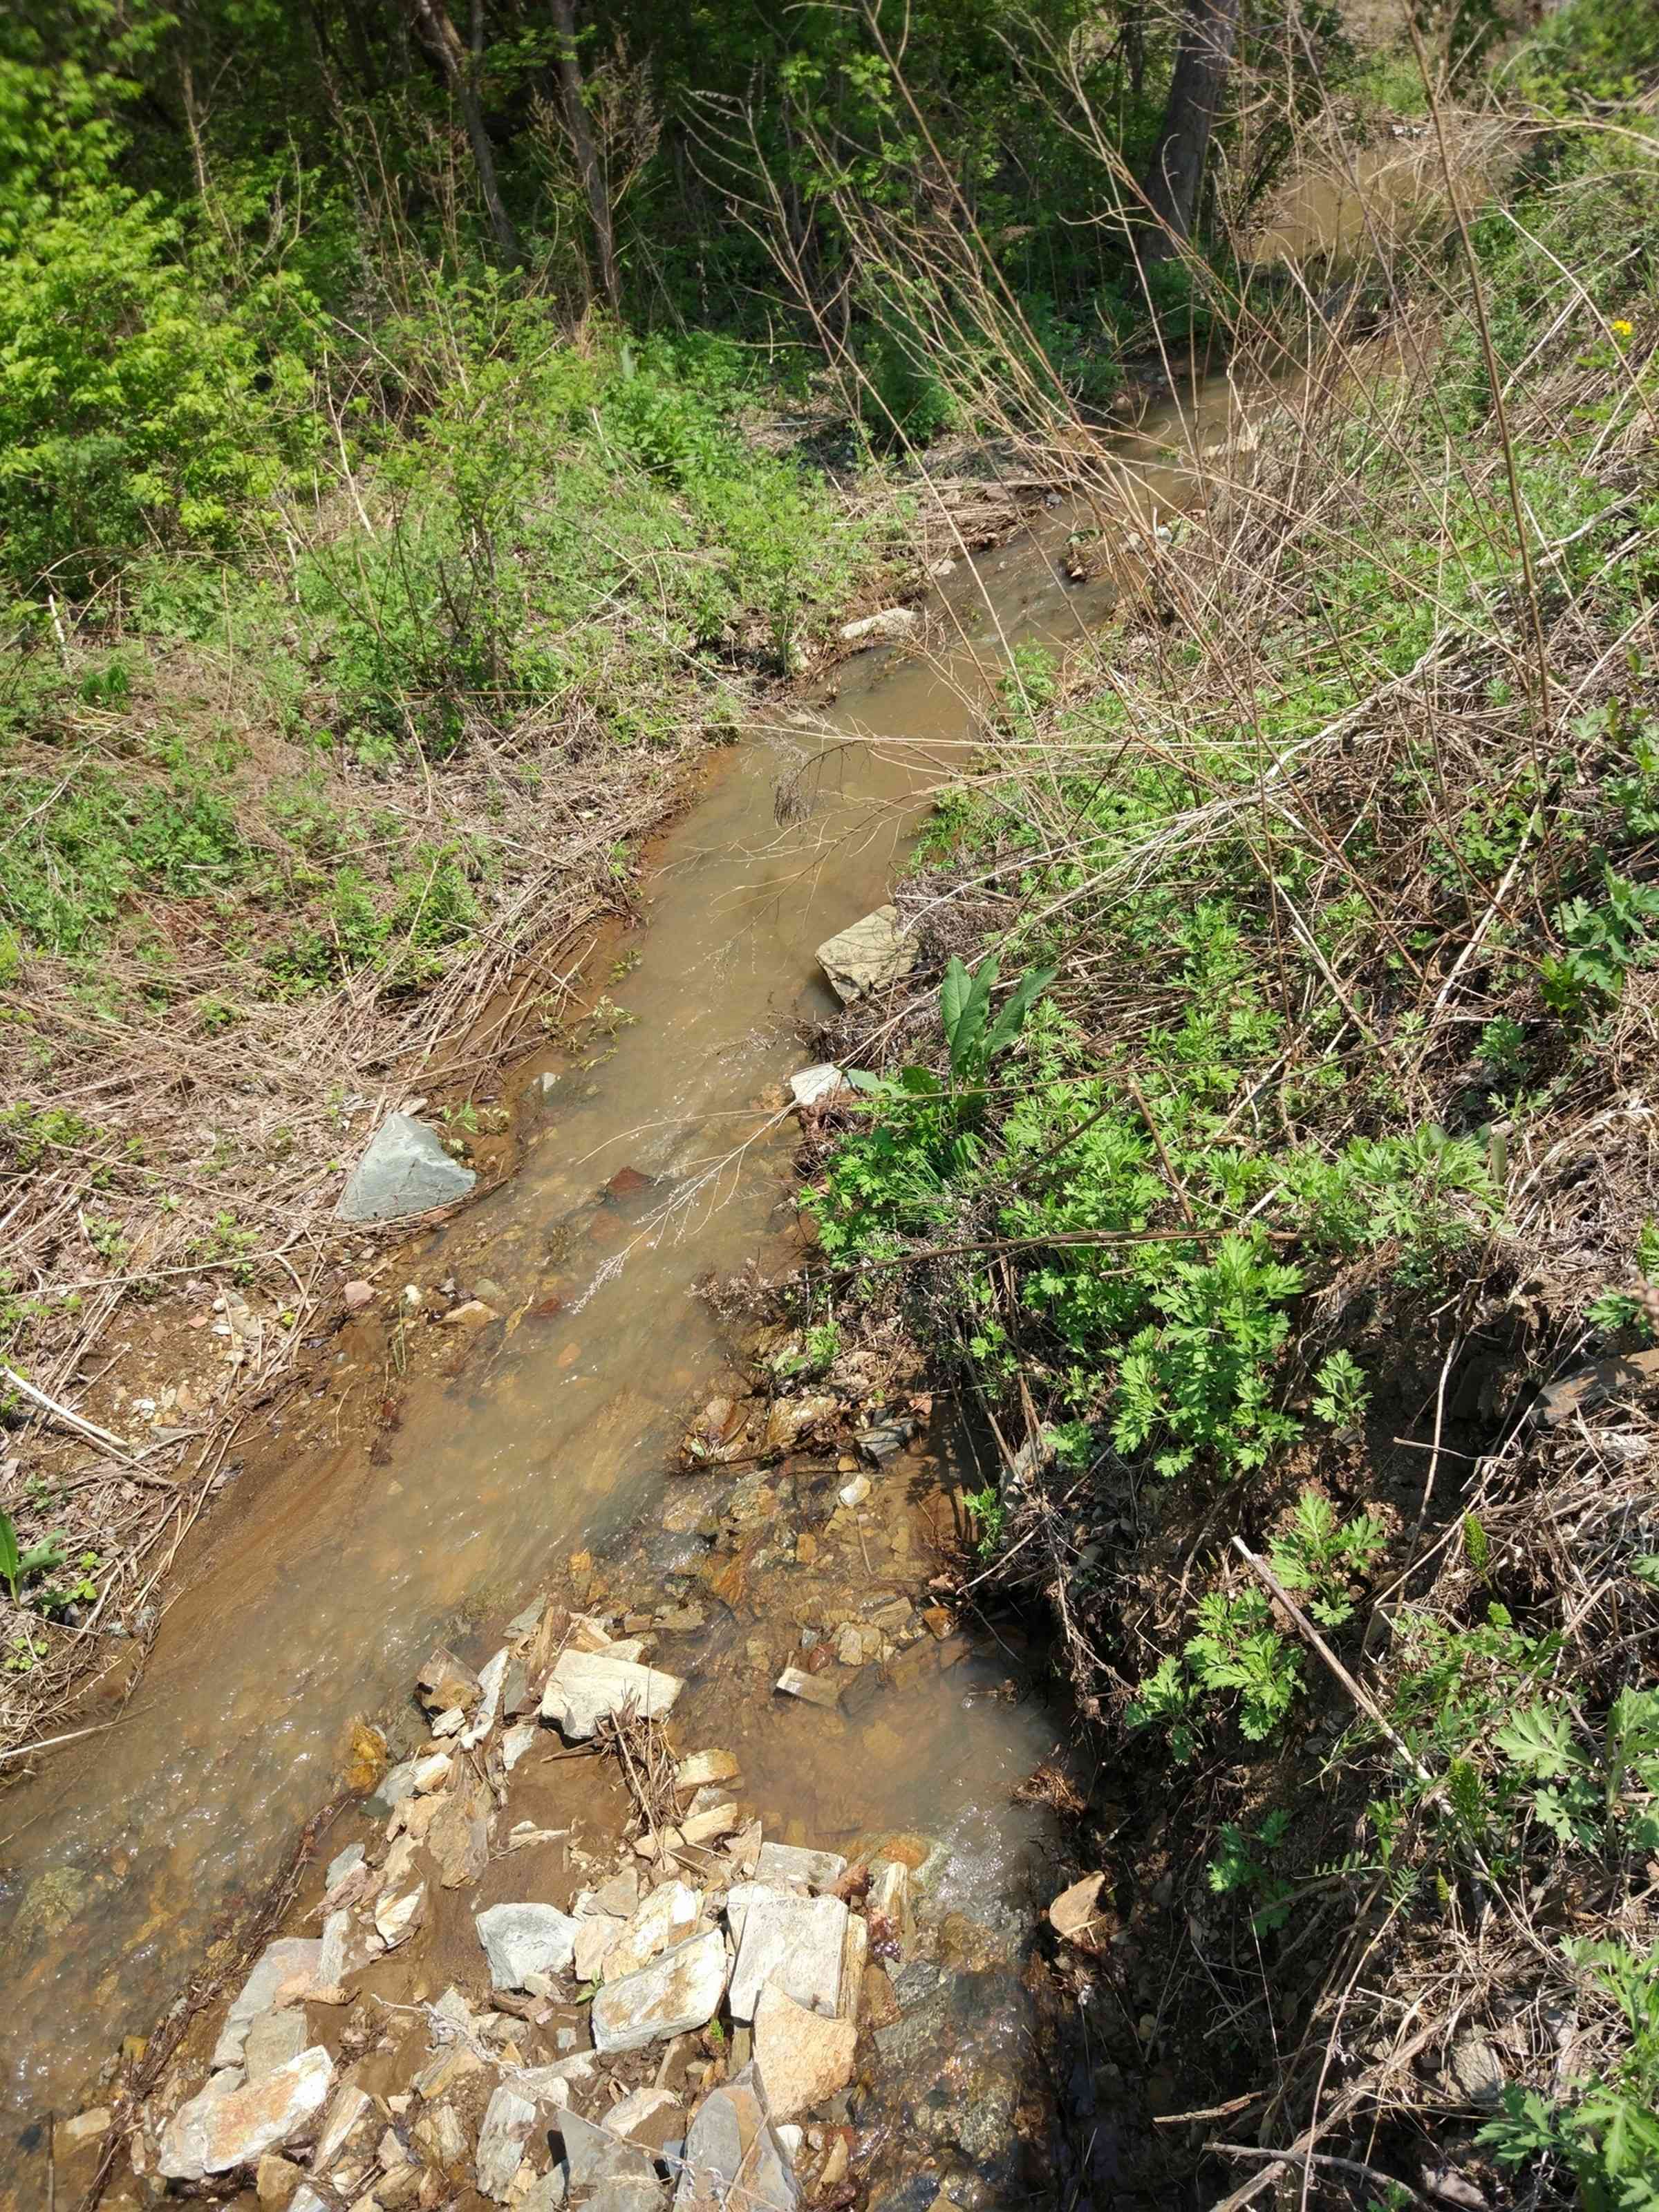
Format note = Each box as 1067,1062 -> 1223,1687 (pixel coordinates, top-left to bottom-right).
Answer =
753,1984 -> 857,2120
814,906 -> 917,1006
603,2088 -> 682,2152
244,2007 -> 310,2082
334,1113 -> 476,1224
160,2049 -> 334,2180
591,1927 -> 729,2053
477,1902 -> 581,1988
540,1648 -> 683,1740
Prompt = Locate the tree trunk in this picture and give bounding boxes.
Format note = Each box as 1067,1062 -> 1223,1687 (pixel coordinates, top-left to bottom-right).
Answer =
550,0 -> 621,313
404,0 -> 521,265
1140,0 -> 1241,258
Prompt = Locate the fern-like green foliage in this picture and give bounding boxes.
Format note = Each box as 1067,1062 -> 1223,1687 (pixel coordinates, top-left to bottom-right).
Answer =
1268,1489 -> 1387,1628
1481,1938 -> 1659,2210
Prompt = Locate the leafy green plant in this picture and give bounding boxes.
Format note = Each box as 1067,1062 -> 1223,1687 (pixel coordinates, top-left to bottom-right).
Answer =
964,1483 -> 1006,1558
1310,1350 -> 1372,1433
1207,1808 -> 1295,1931
1111,1234 -> 1305,1479
939,954 -> 1058,1095
1268,1490 -> 1388,1628
0,1512 -> 66,1605
1131,1588 -> 1304,1754
1540,870 -> 1659,1013
1481,1938 -> 1659,2209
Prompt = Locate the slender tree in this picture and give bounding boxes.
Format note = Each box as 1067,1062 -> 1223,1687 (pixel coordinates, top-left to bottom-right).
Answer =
550,0 -> 621,312
403,0 -> 522,265
1140,0 -> 1241,256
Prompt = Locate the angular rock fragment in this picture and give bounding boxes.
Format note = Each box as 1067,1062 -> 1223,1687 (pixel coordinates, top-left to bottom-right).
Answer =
160,2050 -> 335,2180
726,1886 -> 847,2022
603,1880 -> 700,1982
476,2085 -> 541,2200
1047,1870 -> 1105,1948
245,2008 -> 310,2082
540,1648 -> 683,1739
838,607 -> 917,644
603,2087 -> 682,2150
310,2083 -> 374,2173
591,1927 -> 729,2053
814,906 -> 917,1005
417,1645 -> 481,1716
788,1065 -> 845,1109
477,1902 -> 581,1988
674,1750 -> 740,1792
557,2108 -> 659,2190
774,1666 -> 841,1711
335,1114 -> 476,1224
753,1985 -> 857,2121
753,1843 -> 847,1894
673,2063 -> 798,2212
212,1938 -> 325,2071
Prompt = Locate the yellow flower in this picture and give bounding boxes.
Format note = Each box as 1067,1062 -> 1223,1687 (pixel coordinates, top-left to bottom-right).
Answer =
1611,319 -> 1634,338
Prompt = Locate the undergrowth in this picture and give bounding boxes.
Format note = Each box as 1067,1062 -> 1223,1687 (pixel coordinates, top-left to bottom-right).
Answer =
801,12 -> 1659,2205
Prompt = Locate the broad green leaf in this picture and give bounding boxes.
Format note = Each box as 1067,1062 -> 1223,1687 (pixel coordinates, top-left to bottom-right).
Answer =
0,1512 -> 18,1602
982,962 -> 1057,1062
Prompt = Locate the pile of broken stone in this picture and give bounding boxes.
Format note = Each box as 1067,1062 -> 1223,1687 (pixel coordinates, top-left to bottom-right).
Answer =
143,1600 -> 910,2212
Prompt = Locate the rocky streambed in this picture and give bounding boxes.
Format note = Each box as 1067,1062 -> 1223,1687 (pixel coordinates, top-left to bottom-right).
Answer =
66,1372 -> 1076,2212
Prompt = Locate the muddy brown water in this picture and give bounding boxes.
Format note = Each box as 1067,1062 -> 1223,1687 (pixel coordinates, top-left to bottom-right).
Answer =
0,386 -> 1237,2180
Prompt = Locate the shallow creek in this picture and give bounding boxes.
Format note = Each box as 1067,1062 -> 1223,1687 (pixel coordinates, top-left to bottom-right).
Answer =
0,386 -> 1243,2189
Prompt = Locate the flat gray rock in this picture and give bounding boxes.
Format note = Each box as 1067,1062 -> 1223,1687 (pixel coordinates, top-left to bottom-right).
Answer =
753,1843 -> 847,1893
557,2108 -> 659,2188
673,2064 -> 797,2212
334,1114 -> 476,1224
476,2085 -> 541,2200
541,1647 -> 683,1741
592,1928 -> 729,2053
726,1885 -> 847,2022
476,1902 -> 581,1988
815,906 -> 916,1005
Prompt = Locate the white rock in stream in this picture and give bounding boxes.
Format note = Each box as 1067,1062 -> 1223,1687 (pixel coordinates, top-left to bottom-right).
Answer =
725,1886 -> 848,2023
540,1647 -> 683,1739
476,1902 -> 581,1988
591,1927 -> 729,2052
814,906 -> 917,1006
838,607 -> 917,644
160,2049 -> 334,2180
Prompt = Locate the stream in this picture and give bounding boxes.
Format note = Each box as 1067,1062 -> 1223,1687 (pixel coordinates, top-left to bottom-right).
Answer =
0,382 -> 1250,2197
